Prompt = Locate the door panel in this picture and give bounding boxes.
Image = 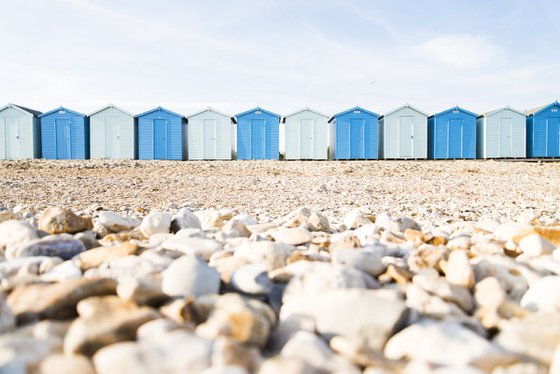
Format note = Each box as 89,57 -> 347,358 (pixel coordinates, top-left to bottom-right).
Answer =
104,116 -> 119,158
153,119 -> 167,159
203,119 -> 218,159
300,119 -> 314,159
251,119 -> 266,159
5,117 -> 20,159
55,118 -> 71,159
336,121 -> 350,159
399,116 -> 413,158
448,118 -> 462,158
547,117 -> 560,156
350,119 -> 364,159
499,117 -> 512,157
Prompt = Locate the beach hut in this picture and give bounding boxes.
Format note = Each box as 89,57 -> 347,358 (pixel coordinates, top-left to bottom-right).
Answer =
39,107 -> 89,159
428,106 -> 477,159
526,101 -> 560,158
137,107 -> 186,160
89,104 -> 136,159
476,106 -> 526,159
187,108 -> 234,160
282,107 -> 328,160
379,104 -> 428,159
235,107 -> 280,160
328,106 -> 379,160
0,104 -> 41,159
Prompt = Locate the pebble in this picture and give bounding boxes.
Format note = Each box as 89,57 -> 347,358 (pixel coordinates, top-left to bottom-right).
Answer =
0,220 -> 39,251
162,255 -> 221,298
6,238 -> 86,260
171,207 -> 202,232
520,276 -> 560,312
444,250 -> 475,288
230,264 -> 273,295
98,211 -> 140,233
39,354 -> 96,374
331,248 -> 385,277
38,207 -> 93,234
233,241 -> 294,271
161,237 -> 222,260
272,227 -> 312,245
74,242 -> 138,270
343,209 -> 372,230
139,211 -> 172,237
519,233 -> 555,257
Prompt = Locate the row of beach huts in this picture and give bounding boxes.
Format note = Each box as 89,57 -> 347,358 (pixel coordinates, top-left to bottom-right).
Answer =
0,102 -> 559,160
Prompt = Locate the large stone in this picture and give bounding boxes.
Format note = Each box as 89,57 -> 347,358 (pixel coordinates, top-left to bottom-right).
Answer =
64,296 -> 159,356
0,294 -> 15,333
233,241 -> 294,271
280,289 -> 407,352
551,346 -> 560,374
444,250 -> 475,289
161,237 -> 222,261
230,264 -> 273,295
344,209 -> 372,230
6,238 -> 86,260
0,332 -> 60,373
413,269 -> 473,312
331,248 -> 385,277
98,211 -> 140,233
171,207 -> 202,232
520,276 -> 560,312
211,337 -> 262,371
195,209 -> 224,230
117,274 -> 169,306
139,212 -> 172,237
0,220 -> 39,251
40,260 -> 82,282
93,331 -> 212,374
7,277 -> 117,324
74,242 -> 138,270
162,255 -> 221,298
0,211 -> 22,224
272,228 -> 312,246
38,207 -> 93,234
39,354 -> 95,374
494,312 -> 560,365
384,320 -> 513,371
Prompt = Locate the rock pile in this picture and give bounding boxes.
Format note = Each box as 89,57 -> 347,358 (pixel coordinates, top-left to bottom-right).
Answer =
0,205 -> 559,373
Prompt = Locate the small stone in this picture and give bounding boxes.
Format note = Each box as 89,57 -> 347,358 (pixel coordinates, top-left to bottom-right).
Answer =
233,241 -> 294,271
117,274 -> 169,306
7,277 -> 117,324
139,211 -> 172,238
379,264 -> 413,285
0,211 -> 22,224
40,260 -> 82,282
404,229 -> 427,243
520,276 -> 560,312
493,222 -> 533,242
162,255 -> 221,298
308,212 -> 330,232
519,234 -> 555,257
136,318 -> 186,341
390,217 -> 421,233
200,366 -> 249,374
344,209 -> 372,230
0,294 -> 15,333
272,227 -> 312,245
211,337 -> 261,372
551,346 -> 560,374
74,231 -> 100,250
74,242 -> 138,270
159,297 -> 200,324
195,209 -> 224,230
0,220 -> 39,251
444,250 -> 475,288
170,207 -> 202,232
230,264 -> 273,295
447,235 -> 471,250
222,220 -> 251,238
64,295 -> 159,356
492,362 -> 549,374
161,237 -> 222,261
331,248 -> 385,277
258,357 -> 322,374
413,269 -> 473,312
0,332 -> 60,373
39,354 -> 95,374
6,238 -> 86,260
38,207 -> 93,234
385,320 -> 513,371
98,211 -> 140,233
533,226 -> 560,246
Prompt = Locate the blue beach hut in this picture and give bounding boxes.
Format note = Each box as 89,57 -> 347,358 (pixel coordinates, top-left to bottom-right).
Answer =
137,107 -> 186,160
235,107 -> 280,160
328,106 -> 379,160
526,101 -> 560,158
39,107 -> 89,159
428,106 -> 477,159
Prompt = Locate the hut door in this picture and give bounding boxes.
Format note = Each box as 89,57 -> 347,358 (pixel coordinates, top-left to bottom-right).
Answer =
56,118 -> 72,159
153,119 -> 167,159
336,122 -> 350,159
251,119 -> 265,159
499,118 -> 513,157
448,119 -> 463,158
4,117 -> 20,159
350,119 -> 364,159
399,116 -> 413,158
203,119 -> 218,159
300,119 -> 314,159
105,116 -> 119,158
547,117 -> 560,156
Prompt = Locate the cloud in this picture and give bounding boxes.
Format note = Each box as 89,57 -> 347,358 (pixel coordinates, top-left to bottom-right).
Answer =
418,34 -> 506,69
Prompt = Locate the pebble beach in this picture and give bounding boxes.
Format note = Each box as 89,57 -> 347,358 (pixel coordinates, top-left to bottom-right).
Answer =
1,159 -> 560,373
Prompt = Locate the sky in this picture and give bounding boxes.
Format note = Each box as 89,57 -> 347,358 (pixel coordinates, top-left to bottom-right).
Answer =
0,0 -> 558,116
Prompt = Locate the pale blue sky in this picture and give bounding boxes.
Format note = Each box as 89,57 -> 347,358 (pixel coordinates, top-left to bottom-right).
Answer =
0,0 -> 557,116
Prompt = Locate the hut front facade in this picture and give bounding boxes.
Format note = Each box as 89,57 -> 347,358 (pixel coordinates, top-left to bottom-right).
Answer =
328,106 -> 379,160
428,106 -> 477,159
236,107 -> 280,160
89,104 -> 136,159
476,106 -> 526,159
0,104 -> 41,159
526,101 -> 560,158
187,108 -> 233,160
379,104 -> 428,159
283,108 -> 328,160
137,107 -> 186,160
39,107 -> 89,159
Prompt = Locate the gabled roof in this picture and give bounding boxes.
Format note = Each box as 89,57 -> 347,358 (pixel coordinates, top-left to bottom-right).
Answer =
281,107 -> 329,123
526,101 -> 560,116
88,104 -> 135,117
0,103 -> 42,117
428,106 -> 477,119
187,107 -> 236,124
136,106 -> 185,119
477,105 -> 526,118
379,103 -> 429,119
235,106 -> 281,120
39,106 -> 85,118
328,106 -> 379,123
